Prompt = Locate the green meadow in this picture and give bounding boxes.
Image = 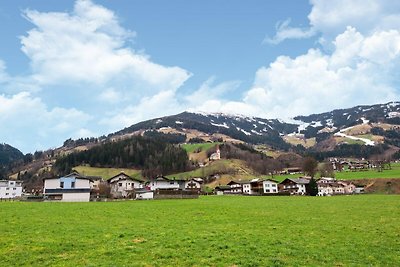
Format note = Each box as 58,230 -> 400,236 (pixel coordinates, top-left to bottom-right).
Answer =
1,195 -> 399,266
181,142 -> 220,153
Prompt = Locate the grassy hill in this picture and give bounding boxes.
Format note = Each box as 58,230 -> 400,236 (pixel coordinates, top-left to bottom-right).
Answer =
73,166 -> 143,180
168,159 -> 253,180
1,195 -> 399,266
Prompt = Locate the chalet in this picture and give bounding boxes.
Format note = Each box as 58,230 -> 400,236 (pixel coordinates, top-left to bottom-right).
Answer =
284,167 -> 302,175
262,179 -> 279,194
214,185 -> 231,195
317,178 -> 355,196
249,178 -> 264,195
43,172 -> 92,202
107,172 -> 143,198
0,180 -> 23,199
317,183 -> 334,196
227,181 -> 246,194
338,181 -> 356,194
185,178 -> 203,191
279,178 -> 310,195
147,176 -> 184,191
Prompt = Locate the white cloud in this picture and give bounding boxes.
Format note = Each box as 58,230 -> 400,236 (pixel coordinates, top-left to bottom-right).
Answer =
268,0 -> 400,45
245,27 -> 400,118
185,77 -> 241,108
20,0 -> 191,93
0,92 -> 92,153
264,18 -> 316,44
100,90 -> 182,131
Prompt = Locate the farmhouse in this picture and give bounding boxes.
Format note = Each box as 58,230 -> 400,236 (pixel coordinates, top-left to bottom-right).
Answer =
262,179 -> 279,194
185,178 -> 203,191
227,181 -> 247,194
0,180 -> 23,199
107,172 -> 143,198
147,176 -> 184,190
317,178 -> 355,196
43,172 -> 92,202
280,178 -> 310,195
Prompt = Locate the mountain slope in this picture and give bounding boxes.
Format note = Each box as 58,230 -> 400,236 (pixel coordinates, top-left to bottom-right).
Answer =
0,143 -> 24,167
112,112 -> 298,150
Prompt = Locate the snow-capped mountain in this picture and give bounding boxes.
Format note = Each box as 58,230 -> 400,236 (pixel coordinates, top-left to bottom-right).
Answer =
110,102 -> 400,151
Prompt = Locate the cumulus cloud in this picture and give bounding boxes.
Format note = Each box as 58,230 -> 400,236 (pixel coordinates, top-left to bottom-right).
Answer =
0,0 -> 193,152
0,92 -> 92,153
268,0 -> 400,45
20,0 -> 191,93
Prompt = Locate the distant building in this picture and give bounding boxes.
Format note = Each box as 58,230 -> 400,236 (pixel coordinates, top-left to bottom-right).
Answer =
185,178 -> 203,191
147,176 -> 184,191
0,180 -> 23,199
280,178 -> 310,195
43,172 -> 92,202
262,179 -> 279,194
209,145 -> 221,161
107,172 -> 143,198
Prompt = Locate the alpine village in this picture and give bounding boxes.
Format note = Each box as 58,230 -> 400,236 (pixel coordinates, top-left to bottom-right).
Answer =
1,102 -> 400,202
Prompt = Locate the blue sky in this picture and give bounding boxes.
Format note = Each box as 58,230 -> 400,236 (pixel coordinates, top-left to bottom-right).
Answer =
0,0 -> 399,153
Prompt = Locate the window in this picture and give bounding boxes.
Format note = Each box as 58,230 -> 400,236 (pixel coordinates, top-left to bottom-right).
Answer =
265,184 -> 270,187
272,184 -> 277,187
60,182 -> 64,188
265,189 -> 270,193
5,193 -> 9,196
13,188 -> 16,190
118,183 -> 123,186
6,187 -> 9,190
71,182 -> 75,188
170,182 -> 175,185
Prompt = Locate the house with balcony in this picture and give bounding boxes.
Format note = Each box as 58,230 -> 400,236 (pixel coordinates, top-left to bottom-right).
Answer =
43,172 -> 92,202
279,178 -> 310,195
107,172 -> 144,198
147,176 -> 185,191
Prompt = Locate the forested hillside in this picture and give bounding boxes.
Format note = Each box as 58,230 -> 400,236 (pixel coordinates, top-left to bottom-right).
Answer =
0,144 -> 24,179
54,136 -> 192,178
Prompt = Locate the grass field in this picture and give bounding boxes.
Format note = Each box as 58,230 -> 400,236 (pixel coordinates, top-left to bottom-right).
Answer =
181,142 -> 220,153
0,195 -> 399,266
73,166 -> 143,180
335,163 -> 400,180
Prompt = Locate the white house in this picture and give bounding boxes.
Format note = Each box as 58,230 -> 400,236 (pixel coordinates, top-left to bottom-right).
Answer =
227,181 -> 246,194
0,180 -> 23,199
185,178 -> 203,191
262,179 -> 279,194
135,189 -> 154,200
242,182 -> 252,194
43,172 -> 92,202
317,183 -> 334,196
107,172 -> 143,198
280,178 -> 310,195
148,176 -> 184,190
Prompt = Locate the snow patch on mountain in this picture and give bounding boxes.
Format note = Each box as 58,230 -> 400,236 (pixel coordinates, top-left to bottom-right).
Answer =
211,122 -> 230,129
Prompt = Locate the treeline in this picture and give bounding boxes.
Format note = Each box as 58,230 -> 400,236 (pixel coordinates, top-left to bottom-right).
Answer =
63,137 -> 103,147
143,131 -> 186,144
54,136 -> 192,178
307,144 -> 388,161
